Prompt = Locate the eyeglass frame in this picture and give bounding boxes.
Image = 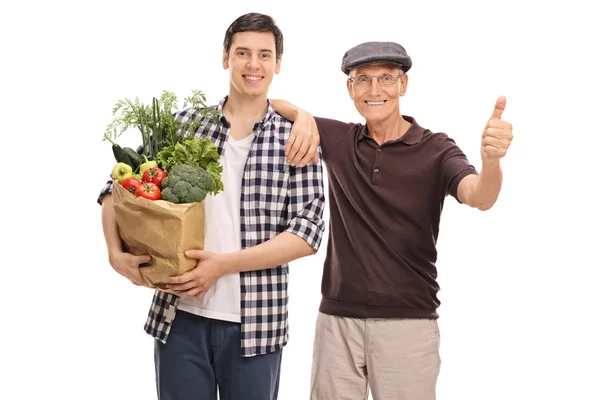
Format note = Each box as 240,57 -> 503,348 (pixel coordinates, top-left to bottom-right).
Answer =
347,71 -> 405,87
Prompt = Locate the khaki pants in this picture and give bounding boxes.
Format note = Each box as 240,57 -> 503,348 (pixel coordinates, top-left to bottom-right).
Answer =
310,312 -> 441,400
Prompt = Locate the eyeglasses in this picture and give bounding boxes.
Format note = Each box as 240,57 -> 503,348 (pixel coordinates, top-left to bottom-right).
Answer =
348,73 -> 403,87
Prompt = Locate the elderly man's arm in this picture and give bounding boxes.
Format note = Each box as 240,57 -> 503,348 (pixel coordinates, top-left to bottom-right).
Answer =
271,99 -> 321,167
457,96 -> 513,211
457,162 -> 502,211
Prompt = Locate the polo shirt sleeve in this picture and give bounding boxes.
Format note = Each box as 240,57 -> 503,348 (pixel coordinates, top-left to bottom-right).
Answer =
283,148 -> 326,252
314,117 -> 354,161
437,134 -> 478,202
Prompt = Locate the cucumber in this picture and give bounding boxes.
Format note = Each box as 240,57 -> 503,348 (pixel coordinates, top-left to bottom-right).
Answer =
112,144 -> 132,166
122,147 -> 144,171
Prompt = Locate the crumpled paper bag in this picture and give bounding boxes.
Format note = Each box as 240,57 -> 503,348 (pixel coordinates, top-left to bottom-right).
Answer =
112,179 -> 204,293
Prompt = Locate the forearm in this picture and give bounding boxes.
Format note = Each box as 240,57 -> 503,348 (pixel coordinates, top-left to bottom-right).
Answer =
469,160 -> 503,210
270,99 -> 301,122
101,194 -> 123,255
223,232 -> 315,274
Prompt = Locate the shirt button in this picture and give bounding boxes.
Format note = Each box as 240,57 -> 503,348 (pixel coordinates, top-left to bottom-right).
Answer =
377,147 -> 382,152
374,168 -> 380,174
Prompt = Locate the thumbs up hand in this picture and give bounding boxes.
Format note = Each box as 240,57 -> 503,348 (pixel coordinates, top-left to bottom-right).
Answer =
481,96 -> 513,162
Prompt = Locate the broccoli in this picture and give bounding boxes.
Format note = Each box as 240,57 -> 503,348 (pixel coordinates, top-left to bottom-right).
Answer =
160,164 -> 215,204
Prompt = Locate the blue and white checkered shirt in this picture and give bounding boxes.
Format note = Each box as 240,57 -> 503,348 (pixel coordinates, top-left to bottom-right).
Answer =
98,96 -> 326,357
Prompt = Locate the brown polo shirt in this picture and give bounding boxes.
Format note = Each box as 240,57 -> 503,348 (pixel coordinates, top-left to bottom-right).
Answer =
315,116 -> 477,319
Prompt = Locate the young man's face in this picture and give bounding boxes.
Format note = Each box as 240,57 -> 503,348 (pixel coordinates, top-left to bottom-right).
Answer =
223,31 -> 281,98
346,63 -> 408,124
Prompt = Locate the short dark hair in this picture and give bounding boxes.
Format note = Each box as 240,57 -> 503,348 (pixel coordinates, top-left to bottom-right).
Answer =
223,13 -> 284,60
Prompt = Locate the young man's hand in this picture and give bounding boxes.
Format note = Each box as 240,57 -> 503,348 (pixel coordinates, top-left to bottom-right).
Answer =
109,251 -> 151,287
285,110 -> 320,167
167,250 -> 227,299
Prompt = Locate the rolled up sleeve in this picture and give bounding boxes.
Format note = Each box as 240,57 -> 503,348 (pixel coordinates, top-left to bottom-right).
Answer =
283,147 -> 326,252
97,179 -> 113,205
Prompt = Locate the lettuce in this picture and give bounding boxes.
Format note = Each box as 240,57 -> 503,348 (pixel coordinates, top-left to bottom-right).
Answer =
155,137 -> 223,195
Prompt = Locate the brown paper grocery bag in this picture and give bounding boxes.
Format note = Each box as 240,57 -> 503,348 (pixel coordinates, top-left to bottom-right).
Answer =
111,179 -> 204,293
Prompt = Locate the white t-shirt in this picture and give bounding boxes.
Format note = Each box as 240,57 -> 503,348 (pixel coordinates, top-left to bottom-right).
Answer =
177,133 -> 254,323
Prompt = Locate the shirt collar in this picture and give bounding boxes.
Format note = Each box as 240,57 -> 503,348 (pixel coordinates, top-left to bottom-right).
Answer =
357,116 -> 424,145
216,96 -> 277,130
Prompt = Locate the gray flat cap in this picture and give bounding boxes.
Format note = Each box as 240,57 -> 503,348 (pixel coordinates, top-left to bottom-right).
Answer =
341,41 -> 412,75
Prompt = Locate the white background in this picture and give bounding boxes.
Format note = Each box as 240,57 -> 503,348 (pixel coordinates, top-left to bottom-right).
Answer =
1,0 -> 599,399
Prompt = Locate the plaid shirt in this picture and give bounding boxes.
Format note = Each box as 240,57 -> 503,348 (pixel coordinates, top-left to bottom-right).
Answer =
98,97 -> 326,357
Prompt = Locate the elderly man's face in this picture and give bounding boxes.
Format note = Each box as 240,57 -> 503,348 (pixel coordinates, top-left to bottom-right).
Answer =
347,63 -> 408,123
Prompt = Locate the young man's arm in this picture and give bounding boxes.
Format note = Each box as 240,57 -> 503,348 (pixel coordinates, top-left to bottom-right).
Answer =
457,96 -> 513,211
99,187 -> 151,286
167,151 -> 326,299
168,232 -> 315,298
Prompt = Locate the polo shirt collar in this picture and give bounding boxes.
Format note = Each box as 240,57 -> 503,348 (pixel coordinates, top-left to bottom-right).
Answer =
358,116 -> 424,145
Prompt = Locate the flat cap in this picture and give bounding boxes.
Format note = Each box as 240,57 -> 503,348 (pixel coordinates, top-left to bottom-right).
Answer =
340,41 -> 412,75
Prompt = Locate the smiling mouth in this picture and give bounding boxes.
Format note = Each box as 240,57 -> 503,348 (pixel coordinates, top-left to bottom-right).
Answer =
243,75 -> 263,83
365,100 -> 387,105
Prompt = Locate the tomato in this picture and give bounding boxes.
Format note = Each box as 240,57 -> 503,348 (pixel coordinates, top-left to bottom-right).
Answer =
142,167 -> 167,187
121,177 -> 143,195
135,182 -> 161,201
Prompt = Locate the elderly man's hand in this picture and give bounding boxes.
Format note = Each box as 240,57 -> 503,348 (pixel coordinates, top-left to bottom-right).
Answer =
481,96 -> 513,162
284,110 -> 320,167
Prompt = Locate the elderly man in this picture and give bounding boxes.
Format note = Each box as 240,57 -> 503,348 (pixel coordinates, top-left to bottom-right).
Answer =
272,41 -> 513,399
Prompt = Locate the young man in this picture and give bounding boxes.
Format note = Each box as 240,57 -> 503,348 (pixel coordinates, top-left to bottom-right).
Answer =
98,13 -> 325,400
271,41 -> 514,399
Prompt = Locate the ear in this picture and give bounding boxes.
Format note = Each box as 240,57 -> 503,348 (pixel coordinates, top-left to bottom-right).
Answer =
222,49 -> 229,70
274,56 -> 282,74
347,78 -> 354,100
399,74 -> 408,97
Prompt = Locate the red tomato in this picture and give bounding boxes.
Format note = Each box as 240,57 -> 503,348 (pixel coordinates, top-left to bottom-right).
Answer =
135,182 -> 161,201
142,167 -> 167,187
121,177 -> 143,195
